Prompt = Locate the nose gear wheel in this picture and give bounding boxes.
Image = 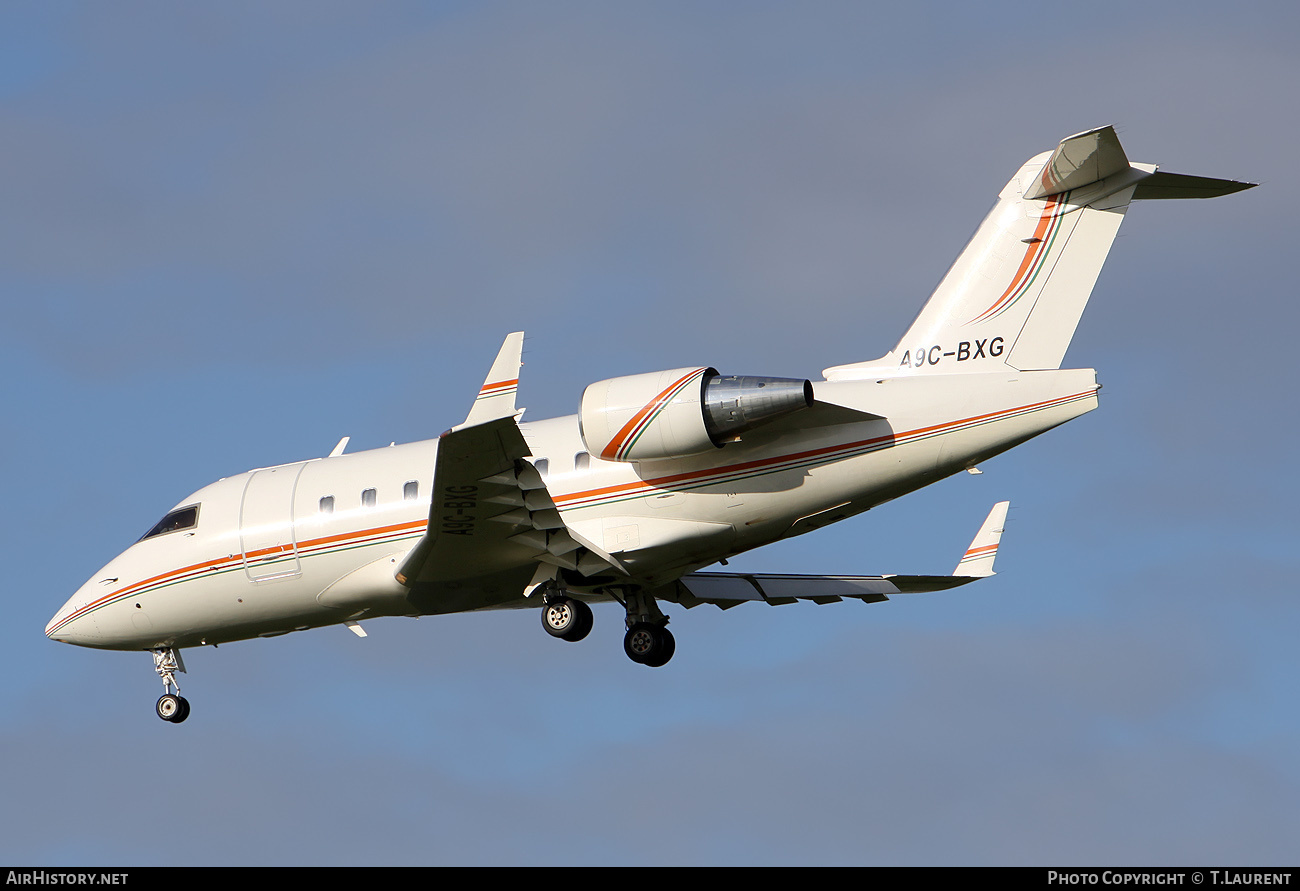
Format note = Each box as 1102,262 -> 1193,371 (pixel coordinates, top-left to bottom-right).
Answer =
156,693 -> 191,723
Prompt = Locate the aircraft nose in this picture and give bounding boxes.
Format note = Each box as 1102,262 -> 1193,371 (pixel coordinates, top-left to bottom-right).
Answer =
46,603 -> 82,643
46,582 -> 99,645
48,571 -> 151,649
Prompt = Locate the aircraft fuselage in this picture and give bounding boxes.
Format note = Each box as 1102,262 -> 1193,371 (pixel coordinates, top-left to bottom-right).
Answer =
50,125 -> 1251,723
47,369 -> 1096,651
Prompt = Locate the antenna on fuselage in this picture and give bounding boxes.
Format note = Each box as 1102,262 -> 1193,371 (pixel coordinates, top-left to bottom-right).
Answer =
329,436 -> 350,458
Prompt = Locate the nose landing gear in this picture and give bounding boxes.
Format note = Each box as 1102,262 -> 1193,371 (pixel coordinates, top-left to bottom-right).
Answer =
151,648 -> 190,724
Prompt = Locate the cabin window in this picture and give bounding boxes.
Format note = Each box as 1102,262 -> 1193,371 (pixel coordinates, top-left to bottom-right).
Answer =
319,496 -> 335,514
403,480 -> 419,501
574,452 -> 590,471
361,488 -> 377,508
533,458 -> 549,478
139,504 -> 200,541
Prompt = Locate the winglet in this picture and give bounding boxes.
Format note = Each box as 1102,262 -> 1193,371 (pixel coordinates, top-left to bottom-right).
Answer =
953,501 -> 1009,577
459,332 -> 524,429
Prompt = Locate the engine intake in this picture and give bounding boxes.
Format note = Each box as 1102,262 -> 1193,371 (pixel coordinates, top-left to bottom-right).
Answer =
579,367 -> 813,462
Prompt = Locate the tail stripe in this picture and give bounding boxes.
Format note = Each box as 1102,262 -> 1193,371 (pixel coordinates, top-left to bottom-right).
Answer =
966,192 -> 1070,326
823,126 -> 1253,383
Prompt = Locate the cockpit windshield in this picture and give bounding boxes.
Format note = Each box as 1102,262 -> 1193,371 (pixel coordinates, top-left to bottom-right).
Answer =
139,504 -> 200,542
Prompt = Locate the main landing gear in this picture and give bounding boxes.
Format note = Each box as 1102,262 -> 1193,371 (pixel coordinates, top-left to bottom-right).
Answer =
624,622 -> 675,668
540,593 -> 594,642
538,585 -> 676,668
619,587 -> 674,668
151,648 -> 190,724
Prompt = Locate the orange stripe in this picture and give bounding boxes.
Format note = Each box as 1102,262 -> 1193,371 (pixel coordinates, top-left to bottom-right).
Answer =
558,389 -> 1095,507
970,195 -> 1061,323
59,388 -> 1090,628
1039,158 -> 1059,194
60,519 -> 427,627
601,368 -> 704,460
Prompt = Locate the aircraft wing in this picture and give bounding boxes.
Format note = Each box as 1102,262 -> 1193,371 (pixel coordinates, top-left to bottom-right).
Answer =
397,333 -> 625,589
663,501 -> 1009,609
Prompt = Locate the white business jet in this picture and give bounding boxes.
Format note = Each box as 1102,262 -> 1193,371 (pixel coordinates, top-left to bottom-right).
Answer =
46,127 -> 1252,723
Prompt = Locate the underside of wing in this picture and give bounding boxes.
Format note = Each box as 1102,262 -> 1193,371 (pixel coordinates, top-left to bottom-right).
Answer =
396,416 -> 539,586
662,501 -> 1010,610
662,571 -> 972,609
394,333 -> 631,611
397,416 -> 627,582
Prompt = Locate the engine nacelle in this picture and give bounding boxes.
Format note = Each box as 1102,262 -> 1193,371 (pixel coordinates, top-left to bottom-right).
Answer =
579,366 -> 813,462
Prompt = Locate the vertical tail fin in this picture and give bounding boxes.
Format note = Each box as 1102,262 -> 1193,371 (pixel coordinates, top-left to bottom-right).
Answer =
824,126 -> 1253,380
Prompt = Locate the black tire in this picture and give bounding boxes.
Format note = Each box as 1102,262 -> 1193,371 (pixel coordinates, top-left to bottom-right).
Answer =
542,598 -> 592,642
567,599 -> 594,643
643,627 -> 675,668
156,694 -> 182,722
624,622 -> 666,665
174,696 -> 191,724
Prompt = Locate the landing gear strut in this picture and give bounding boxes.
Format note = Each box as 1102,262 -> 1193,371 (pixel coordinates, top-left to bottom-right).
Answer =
537,580 -> 678,667
151,648 -> 190,724
618,588 -> 675,668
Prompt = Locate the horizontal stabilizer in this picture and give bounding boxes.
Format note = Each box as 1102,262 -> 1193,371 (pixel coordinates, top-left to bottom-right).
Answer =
1133,171 -> 1256,200
1026,126 -> 1255,202
1026,126 -> 1130,199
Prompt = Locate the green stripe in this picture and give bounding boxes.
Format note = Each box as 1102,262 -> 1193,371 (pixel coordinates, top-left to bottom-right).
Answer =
980,191 -> 1070,323
60,529 -> 425,625
619,370 -> 703,459
564,392 -> 1093,510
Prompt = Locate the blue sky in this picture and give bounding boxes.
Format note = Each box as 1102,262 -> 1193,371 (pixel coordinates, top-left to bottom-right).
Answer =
3,1 -> 1297,865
